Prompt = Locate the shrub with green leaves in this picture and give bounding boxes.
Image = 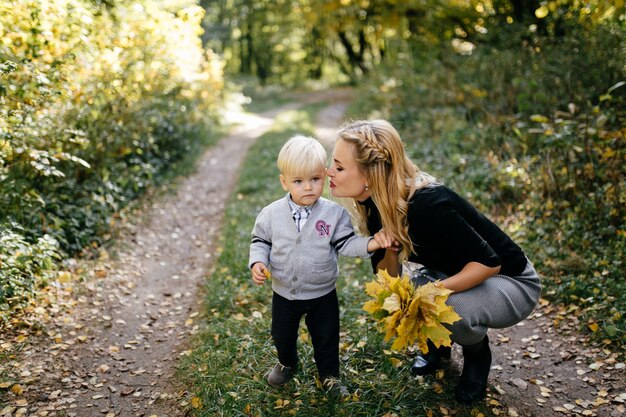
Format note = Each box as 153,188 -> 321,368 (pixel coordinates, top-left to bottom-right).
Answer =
0,0 -> 224,319
0,229 -> 60,323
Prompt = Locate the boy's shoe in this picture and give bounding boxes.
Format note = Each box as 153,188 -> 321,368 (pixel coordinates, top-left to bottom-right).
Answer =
267,363 -> 296,387
322,377 -> 350,399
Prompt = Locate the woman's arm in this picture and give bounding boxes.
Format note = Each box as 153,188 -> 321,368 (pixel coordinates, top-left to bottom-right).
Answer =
374,248 -> 401,277
439,261 -> 500,293
370,229 -> 402,276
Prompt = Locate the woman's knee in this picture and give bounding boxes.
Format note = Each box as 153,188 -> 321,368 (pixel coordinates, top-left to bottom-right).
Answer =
447,318 -> 487,346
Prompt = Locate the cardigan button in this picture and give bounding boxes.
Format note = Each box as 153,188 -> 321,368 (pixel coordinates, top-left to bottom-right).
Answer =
293,277 -> 298,281
291,289 -> 296,294
296,237 -> 301,244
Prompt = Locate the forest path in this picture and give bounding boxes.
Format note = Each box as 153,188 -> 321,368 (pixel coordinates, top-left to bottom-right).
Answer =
0,89 -> 352,417
450,298 -> 624,416
1,88 -> 623,417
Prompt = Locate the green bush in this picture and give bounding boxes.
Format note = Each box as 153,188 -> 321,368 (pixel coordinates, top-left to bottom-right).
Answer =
454,18 -> 625,117
0,0 -> 224,319
0,229 -> 60,322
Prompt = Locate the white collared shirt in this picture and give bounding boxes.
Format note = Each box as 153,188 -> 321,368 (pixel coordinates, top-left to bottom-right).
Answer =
288,197 -> 313,232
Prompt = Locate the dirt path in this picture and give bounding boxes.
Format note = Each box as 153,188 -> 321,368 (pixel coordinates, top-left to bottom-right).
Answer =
1,88 -> 623,417
475,303 -> 625,417
313,88 -> 353,146
0,91 -> 349,417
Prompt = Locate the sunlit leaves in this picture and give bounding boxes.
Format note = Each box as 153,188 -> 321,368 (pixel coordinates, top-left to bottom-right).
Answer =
0,0 -> 225,321
363,269 -> 460,352
535,5 -> 549,19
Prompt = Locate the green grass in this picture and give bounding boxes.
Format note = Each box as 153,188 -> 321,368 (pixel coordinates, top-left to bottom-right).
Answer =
179,103 -> 498,416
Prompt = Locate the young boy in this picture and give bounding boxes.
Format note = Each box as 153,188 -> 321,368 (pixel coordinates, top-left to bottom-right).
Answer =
249,135 -> 382,397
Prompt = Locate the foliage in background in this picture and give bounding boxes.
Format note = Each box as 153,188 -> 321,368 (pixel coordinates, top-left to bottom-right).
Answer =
0,0 -> 224,323
349,5 -> 625,346
199,0 -> 622,85
181,105 -> 498,416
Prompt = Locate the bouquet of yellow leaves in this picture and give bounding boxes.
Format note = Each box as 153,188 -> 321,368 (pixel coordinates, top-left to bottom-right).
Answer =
363,269 -> 461,353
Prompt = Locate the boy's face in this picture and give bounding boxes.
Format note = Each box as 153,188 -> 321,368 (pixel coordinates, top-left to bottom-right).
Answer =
280,166 -> 326,207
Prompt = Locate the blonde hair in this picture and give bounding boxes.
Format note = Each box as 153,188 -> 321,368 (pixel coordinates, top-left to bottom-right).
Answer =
277,135 -> 326,176
337,119 -> 438,261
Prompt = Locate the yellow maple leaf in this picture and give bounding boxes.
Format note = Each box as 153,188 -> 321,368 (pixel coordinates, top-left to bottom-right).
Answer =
362,269 -> 460,352
364,278 -> 384,296
57,271 -> 72,283
262,268 -> 271,279
191,396 -> 202,409
11,384 -> 24,395
395,315 -> 419,349
438,308 -> 462,325
421,325 -> 453,348
362,299 -> 381,315
384,310 -> 404,342
382,293 -> 401,313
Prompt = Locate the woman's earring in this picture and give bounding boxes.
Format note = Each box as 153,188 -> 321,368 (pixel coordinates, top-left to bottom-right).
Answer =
365,184 -> 369,191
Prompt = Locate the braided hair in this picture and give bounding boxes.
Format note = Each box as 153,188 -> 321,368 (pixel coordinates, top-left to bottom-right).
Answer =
337,119 -> 437,262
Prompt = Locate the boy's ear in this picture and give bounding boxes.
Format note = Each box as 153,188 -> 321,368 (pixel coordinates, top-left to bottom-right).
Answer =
279,174 -> 289,191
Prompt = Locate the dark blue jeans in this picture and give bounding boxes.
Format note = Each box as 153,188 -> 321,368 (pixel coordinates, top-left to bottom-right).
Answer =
271,289 -> 340,379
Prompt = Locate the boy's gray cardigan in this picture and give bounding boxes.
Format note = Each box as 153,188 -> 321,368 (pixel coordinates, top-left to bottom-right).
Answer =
249,194 -> 372,300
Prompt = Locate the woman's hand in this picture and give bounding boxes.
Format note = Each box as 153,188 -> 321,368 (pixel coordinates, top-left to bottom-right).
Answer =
251,262 -> 270,285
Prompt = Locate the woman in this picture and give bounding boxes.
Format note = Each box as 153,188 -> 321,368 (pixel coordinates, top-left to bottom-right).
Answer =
327,119 -> 541,404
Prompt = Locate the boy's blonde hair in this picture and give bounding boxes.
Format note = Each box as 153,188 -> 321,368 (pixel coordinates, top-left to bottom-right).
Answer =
277,135 -> 327,176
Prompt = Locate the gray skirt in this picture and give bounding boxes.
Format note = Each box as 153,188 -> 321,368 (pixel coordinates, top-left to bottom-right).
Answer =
407,259 -> 542,346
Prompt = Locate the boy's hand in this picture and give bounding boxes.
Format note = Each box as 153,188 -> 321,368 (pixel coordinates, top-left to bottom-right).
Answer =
251,262 -> 270,285
372,229 -> 399,251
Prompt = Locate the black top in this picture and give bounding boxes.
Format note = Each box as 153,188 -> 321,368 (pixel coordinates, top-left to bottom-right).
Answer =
363,185 -> 527,277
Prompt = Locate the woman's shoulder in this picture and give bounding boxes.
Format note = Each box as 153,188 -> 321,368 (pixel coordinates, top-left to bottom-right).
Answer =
407,186 -> 467,222
409,185 -> 454,207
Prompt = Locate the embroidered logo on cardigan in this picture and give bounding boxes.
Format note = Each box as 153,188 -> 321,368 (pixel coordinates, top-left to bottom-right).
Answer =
315,220 -> 331,236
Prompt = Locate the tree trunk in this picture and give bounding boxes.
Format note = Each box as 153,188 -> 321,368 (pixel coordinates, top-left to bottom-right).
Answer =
240,19 -> 252,74
337,30 -> 369,76
511,0 -> 541,23
306,27 -> 324,79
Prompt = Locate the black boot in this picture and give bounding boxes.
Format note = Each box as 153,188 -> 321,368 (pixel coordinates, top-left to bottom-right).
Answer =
410,340 -> 452,376
455,335 -> 492,404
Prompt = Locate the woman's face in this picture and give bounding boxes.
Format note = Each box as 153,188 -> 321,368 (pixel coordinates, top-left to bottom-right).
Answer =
327,139 -> 370,201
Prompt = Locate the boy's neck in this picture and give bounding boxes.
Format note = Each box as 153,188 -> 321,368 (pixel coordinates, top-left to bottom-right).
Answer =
288,194 -> 314,209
